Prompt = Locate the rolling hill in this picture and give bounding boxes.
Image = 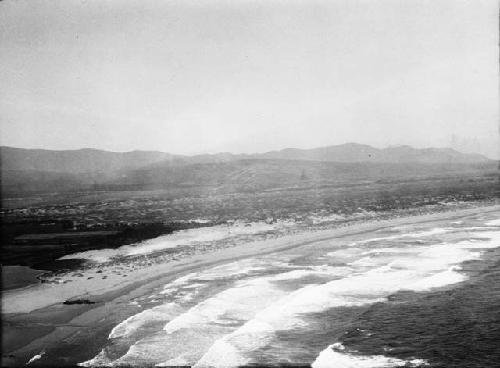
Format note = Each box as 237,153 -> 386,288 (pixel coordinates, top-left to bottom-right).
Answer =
256,143 -> 491,164
0,146 -> 184,174
0,144 -> 496,195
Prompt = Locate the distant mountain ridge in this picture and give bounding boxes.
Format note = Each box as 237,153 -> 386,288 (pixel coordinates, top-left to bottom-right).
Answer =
0,143 -> 492,174
1,143 -> 495,195
0,147 -> 184,173
256,143 -> 490,164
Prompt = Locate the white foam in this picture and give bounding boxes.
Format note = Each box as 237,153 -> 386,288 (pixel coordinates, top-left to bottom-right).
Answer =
362,248 -> 421,255
191,258 -> 269,280
111,327 -> 229,366
163,277 -> 287,334
191,339 -> 250,368
137,266 -> 349,367
357,237 -> 493,274
104,259 -> 279,346
78,350 -> 111,367
311,343 -> 427,368
159,273 -> 200,295
409,243 -> 480,271
109,303 -> 181,339
485,218 -> 500,226
408,228 -> 450,238
465,230 -> 500,246
353,227 -> 450,246
26,351 -> 45,365
161,263 -> 353,336
83,221 -> 500,367
157,259 -> 274,300
196,268 -> 406,367
156,355 -> 192,367
195,238 -> 484,367
407,266 -> 466,291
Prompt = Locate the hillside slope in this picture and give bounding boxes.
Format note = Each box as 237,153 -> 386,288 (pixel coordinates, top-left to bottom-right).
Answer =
1,144 -> 495,195
95,159 -> 497,193
0,147 -> 184,174
257,143 -> 491,163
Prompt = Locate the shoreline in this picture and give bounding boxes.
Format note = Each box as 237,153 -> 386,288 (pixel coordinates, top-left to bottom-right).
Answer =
3,203 -> 500,315
1,266 -> 45,291
2,203 -> 500,365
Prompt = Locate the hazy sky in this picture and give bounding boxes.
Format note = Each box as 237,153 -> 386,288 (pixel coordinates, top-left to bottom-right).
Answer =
1,0 -> 499,157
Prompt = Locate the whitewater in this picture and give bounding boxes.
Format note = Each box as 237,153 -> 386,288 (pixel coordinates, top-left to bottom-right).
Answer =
71,211 -> 500,367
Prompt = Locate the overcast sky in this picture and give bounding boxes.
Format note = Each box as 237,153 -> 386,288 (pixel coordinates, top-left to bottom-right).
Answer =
1,0 -> 499,157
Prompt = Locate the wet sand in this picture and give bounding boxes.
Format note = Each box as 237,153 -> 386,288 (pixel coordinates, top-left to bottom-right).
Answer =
1,266 -> 44,291
2,203 -> 499,366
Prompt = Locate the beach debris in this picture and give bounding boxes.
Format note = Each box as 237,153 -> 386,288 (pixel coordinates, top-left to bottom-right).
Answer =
63,298 -> 96,305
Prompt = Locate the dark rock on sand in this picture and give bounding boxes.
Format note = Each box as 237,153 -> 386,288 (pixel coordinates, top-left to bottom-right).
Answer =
63,299 -> 96,305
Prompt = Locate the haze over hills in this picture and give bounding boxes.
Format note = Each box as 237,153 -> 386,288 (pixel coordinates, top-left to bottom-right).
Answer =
255,143 -> 492,164
0,147 -> 183,174
1,143 -> 496,196
0,143 -> 492,172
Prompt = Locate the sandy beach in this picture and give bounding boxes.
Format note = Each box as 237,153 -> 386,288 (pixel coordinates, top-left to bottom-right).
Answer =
3,1 -> 499,365
2,203 -> 500,366
4,204 -> 499,315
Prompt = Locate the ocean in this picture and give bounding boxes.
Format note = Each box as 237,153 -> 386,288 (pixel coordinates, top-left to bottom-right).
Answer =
69,212 -> 500,367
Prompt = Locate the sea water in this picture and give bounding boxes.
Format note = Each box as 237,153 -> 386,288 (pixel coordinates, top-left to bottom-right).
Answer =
78,212 -> 500,367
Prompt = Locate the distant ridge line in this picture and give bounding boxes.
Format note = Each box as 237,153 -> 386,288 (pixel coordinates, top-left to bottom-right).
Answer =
0,142 -> 493,161
1,143 -> 497,196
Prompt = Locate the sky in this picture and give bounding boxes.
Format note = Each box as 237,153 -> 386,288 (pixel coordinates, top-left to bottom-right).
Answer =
1,0 -> 499,158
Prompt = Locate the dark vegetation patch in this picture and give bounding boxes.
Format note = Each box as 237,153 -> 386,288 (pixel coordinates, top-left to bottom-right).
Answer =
1,221 -> 211,272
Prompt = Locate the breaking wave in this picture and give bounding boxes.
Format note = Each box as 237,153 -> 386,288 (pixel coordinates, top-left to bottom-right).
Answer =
311,343 -> 428,368
79,216 -> 500,367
